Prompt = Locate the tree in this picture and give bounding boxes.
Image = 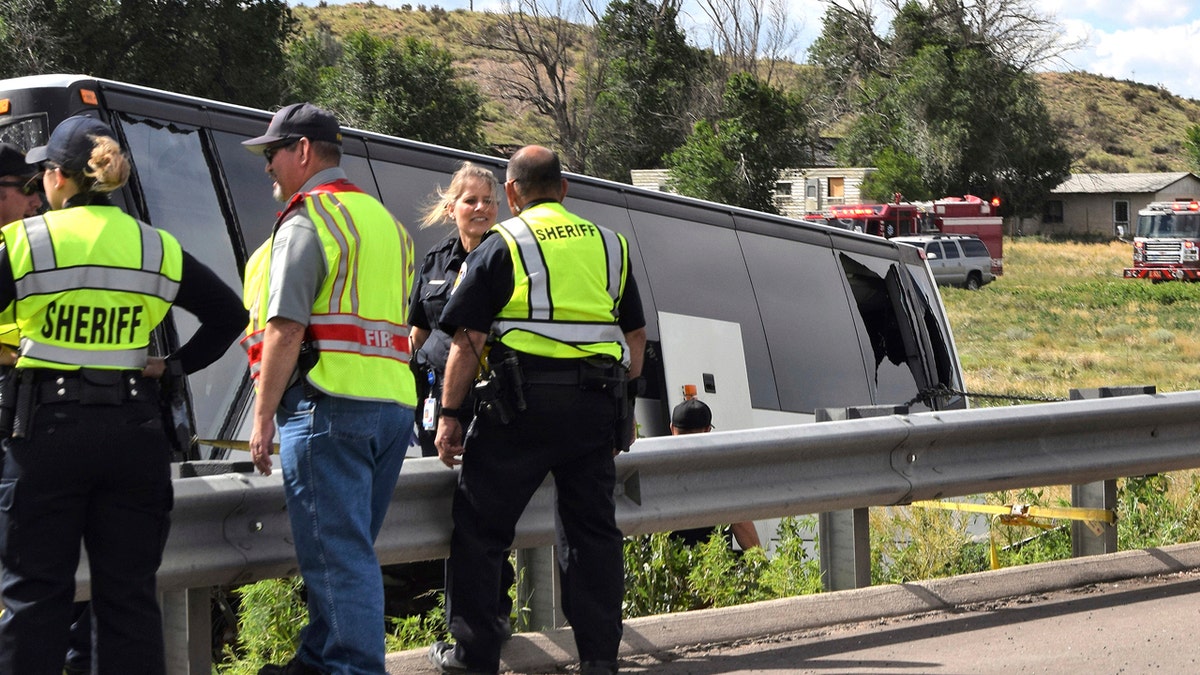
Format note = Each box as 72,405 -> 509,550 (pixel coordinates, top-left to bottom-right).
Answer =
0,0 -> 296,108
666,73 -> 809,213
1185,125 -> 1200,174
588,0 -> 713,182
285,30 -> 487,152
464,0 -> 595,169
816,0 -> 1071,216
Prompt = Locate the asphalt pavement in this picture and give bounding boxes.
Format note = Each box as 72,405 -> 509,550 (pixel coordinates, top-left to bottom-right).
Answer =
387,541 -> 1200,674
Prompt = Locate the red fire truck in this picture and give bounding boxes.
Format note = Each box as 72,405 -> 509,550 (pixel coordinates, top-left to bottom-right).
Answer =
1123,200 -> 1200,281
818,195 -> 1004,276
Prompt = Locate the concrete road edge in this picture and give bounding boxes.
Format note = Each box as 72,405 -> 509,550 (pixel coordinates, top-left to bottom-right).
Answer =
390,541 -> 1200,673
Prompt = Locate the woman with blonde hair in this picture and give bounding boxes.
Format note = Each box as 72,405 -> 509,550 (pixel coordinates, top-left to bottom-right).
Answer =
409,160 -> 499,455
0,115 -> 246,674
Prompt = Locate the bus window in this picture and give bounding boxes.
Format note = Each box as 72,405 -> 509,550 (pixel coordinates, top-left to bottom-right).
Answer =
0,114 -> 48,153
738,230 -> 872,413
116,113 -> 247,440
210,129 -> 279,256
837,252 -> 925,409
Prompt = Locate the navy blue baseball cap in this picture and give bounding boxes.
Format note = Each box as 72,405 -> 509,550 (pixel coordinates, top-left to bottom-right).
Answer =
242,102 -> 342,154
25,115 -> 115,174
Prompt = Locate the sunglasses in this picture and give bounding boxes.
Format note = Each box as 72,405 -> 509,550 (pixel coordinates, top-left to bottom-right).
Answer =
263,138 -> 301,164
0,175 -> 40,196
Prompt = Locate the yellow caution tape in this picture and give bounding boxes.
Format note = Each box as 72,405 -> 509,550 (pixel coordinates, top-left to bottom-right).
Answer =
197,439 -> 279,453
910,499 -> 1117,570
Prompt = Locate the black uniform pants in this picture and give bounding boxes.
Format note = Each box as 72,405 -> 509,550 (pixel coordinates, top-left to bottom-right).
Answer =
446,381 -> 623,673
0,398 -> 172,675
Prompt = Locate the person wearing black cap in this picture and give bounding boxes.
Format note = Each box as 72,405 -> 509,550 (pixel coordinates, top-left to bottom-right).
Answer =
241,103 -> 418,675
0,115 -> 247,675
429,145 -> 646,675
0,142 -> 42,228
669,397 -> 761,551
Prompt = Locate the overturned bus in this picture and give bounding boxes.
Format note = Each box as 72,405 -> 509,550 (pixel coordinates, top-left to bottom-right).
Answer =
0,74 -> 967,458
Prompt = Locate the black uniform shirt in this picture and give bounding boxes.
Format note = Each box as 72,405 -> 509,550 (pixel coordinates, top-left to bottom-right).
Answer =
439,210 -> 646,338
408,233 -> 469,371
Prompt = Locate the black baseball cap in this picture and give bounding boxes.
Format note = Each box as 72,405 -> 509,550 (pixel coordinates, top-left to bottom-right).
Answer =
0,143 -> 37,179
672,398 -> 713,431
25,115 -> 115,173
242,102 -> 343,154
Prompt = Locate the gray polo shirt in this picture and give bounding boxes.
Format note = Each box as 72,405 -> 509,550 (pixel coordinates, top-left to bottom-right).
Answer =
263,167 -> 347,325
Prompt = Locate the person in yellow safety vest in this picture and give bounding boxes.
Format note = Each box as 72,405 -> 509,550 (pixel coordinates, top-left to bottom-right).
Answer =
0,115 -> 246,674
241,102 -> 417,675
429,145 -> 647,675
0,143 -> 44,365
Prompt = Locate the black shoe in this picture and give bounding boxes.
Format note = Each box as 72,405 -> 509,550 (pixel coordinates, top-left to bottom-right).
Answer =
580,660 -> 619,675
257,656 -> 323,675
427,641 -> 492,674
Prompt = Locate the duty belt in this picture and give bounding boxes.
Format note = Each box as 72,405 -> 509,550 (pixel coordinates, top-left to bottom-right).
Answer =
34,369 -> 157,405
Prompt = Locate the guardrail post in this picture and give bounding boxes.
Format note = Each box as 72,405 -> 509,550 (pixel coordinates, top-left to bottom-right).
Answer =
515,547 -> 564,631
1067,386 -> 1154,557
815,405 -> 907,590
161,587 -> 211,675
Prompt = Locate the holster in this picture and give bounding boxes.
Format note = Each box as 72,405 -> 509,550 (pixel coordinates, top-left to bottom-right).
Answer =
0,367 -> 16,438
297,341 -> 323,400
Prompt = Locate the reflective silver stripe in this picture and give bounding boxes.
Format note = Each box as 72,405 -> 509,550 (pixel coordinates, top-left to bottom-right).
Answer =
14,266 -> 180,300
492,319 -> 627,346
23,216 -> 56,271
599,227 -> 624,304
140,223 -> 163,272
501,219 -> 551,320
308,339 -> 411,362
308,314 -> 406,331
311,195 -> 360,316
307,314 -> 411,362
19,337 -> 147,368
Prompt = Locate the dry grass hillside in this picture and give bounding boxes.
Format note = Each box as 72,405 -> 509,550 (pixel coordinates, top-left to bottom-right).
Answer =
294,3 -> 1200,172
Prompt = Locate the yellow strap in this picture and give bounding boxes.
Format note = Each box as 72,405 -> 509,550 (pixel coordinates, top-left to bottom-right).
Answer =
197,439 -> 280,453
911,499 -> 1117,570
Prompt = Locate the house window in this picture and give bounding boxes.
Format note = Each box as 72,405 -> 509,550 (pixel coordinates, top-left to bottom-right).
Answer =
1043,200 -> 1064,224
775,181 -> 792,196
828,177 -> 845,198
1113,200 -> 1130,226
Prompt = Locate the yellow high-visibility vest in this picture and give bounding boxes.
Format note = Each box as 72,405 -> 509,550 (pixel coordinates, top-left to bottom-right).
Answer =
0,206 -> 181,370
491,202 -> 631,366
243,181 -> 416,405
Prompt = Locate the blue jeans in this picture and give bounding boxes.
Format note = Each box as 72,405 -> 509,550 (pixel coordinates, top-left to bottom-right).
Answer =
277,386 -> 413,675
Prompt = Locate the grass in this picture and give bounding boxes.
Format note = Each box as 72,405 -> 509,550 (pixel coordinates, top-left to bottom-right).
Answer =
942,238 -> 1200,402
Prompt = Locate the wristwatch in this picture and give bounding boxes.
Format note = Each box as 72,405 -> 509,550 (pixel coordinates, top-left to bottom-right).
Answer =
439,407 -> 462,417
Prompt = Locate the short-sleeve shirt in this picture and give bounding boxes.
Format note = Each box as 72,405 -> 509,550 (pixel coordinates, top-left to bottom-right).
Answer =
262,167 -> 349,325
440,203 -> 645,338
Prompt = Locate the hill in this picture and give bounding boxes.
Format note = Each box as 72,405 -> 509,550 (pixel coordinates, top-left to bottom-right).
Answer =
292,3 -> 1200,174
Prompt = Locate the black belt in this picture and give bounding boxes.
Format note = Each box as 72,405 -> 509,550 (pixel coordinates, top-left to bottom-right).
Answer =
34,370 -> 157,405
523,370 -> 584,386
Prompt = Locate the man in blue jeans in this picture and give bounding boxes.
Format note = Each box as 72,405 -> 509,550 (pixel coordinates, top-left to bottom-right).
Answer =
242,103 -> 418,675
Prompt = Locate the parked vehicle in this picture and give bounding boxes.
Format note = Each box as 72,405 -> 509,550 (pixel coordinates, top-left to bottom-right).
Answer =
813,195 -> 1004,277
892,234 -> 995,290
1123,200 -> 1200,282
0,74 -> 968,461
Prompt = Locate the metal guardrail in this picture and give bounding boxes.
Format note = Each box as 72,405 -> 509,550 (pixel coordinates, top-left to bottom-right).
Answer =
146,389 -> 1200,594
66,388 -> 1200,672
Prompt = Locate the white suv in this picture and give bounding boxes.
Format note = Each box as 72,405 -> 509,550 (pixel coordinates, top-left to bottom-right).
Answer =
893,234 -> 995,290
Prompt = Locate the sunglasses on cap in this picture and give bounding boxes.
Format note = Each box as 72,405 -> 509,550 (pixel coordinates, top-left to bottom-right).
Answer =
0,175 -> 40,196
